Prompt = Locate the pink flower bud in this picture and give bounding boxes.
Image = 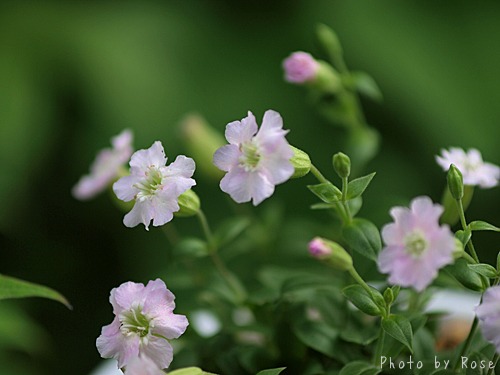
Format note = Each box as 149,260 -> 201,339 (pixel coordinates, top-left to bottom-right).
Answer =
282,51 -> 319,84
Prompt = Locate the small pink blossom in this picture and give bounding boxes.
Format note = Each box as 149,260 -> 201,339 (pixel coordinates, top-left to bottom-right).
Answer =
282,51 -> 319,83
378,196 -> 455,292
436,147 -> 500,188
113,141 -> 196,230
308,237 -> 332,258
476,286 -> 500,352
72,129 -> 133,200
96,279 -> 189,370
213,110 -> 294,205
125,355 -> 164,375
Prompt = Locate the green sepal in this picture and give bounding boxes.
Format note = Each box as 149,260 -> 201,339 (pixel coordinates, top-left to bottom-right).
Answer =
445,258 -> 484,292
381,314 -> 413,354
256,368 -> 287,375
455,227 -> 472,246
383,287 -> 394,306
332,152 -> 351,179
175,189 -> 200,217
289,146 -> 311,178
0,274 -> 71,309
469,220 -> 500,232
346,172 -> 376,200
339,361 -> 381,375
342,284 -> 381,316
307,182 -> 342,203
447,164 -> 464,200
468,263 -> 498,279
350,71 -> 383,102
342,218 -> 381,262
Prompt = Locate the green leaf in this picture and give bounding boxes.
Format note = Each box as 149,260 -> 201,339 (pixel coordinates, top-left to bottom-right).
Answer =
342,285 -> 381,316
174,238 -> 208,258
350,71 -> 383,102
168,368 -> 218,375
445,258 -> 484,292
0,274 -> 71,309
310,202 -> 337,210
342,218 -> 381,261
381,315 -> 413,353
455,227 -> 472,246
214,217 -> 251,247
308,182 -> 342,203
346,172 -> 376,200
292,319 -> 338,358
468,263 -> 498,279
339,361 -> 381,375
256,368 -> 287,375
347,196 -> 363,217
464,352 -> 491,375
469,220 -> 500,232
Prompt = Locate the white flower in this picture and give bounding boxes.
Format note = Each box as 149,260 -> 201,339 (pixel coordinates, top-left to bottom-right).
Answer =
213,110 -> 294,205
436,147 -> 499,188
113,141 -> 195,230
73,130 -> 133,200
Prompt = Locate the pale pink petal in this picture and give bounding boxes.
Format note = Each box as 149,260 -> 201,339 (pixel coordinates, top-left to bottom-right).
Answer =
164,155 -> 196,179
213,144 -> 241,172
140,336 -> 174,370
111,282 -> 145,312
125,355 -> 164,375
220,169 -> 274,205
130,141 -> 166,172
143,279 -> 176,314
381,223 -> 404,246
111,129 -> 133,150
260,150 -> 294,185
225,113 -> 258,145
96,318 -> 141,368
123,200 -> 156,230
153,313 -> 189,340
113,175 -> 141,202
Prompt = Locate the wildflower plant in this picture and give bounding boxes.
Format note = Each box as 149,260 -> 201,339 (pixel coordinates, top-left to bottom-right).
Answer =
65,25 -> 500,375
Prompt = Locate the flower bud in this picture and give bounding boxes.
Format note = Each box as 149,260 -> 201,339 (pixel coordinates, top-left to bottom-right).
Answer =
332,152 -> 351,179
452,237 -> 466,260
290,145 -> 311,178
447,164 -> 464,200
383,287 -> 394,305
179,114 -> 225,181
175,189 -> 200,217
308,237 -> 353,271
282,51 -> 319,84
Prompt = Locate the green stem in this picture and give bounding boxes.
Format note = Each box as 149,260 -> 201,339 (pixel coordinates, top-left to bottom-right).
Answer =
456,199 -> 479,263
196,210 -> 246,303
349,267 -> 376,300
453,318 -> 479,371
310,163 -> 351,223
341,176 -> 352,224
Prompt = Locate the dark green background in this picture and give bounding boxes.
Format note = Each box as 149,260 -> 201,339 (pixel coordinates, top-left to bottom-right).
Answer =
0,1 -> 498,374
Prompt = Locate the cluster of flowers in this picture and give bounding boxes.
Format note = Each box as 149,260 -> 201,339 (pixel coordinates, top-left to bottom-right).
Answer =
74,44 -> 500,372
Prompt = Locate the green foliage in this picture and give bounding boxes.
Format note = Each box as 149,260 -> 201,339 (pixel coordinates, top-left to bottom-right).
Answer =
342,285 -> 381,316
308,182 -> 342,203
445,258 -> 485,292
256,368 -> 287,375
346,172 -> 376,200
0,274 -> 71,309
381,315 -> 414,354
469,220 -> 500,233
339,361 -> 381,375
342,218 -> 381,261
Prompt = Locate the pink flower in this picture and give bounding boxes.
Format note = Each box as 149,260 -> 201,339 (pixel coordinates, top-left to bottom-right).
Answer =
282,51 -> 319,83
476,286 -> 500,352
113,141 -> 196,230
378,196 -> 456,291
96,279 -> 189,370
72,129 -> 133,200
436,147 -> 500,188
125,355 -> 164,375
213,110 -> 294,205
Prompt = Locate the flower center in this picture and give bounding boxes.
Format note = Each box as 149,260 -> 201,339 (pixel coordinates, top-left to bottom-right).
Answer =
404,231 -> 428,257
239,141 -> 261,171
119,306 -> 152,338
134,166 -> 164,201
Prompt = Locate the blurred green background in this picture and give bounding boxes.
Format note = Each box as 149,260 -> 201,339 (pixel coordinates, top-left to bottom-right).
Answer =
0,1 -> 499,374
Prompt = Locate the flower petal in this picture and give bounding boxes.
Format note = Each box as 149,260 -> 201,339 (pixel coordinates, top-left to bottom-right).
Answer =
130,141 -> 167,173
213,144 -> 241,172
140,336 -> 174,370
113,175 -> 141,202
220,169 -> 274,206
225,112 -> 258,145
